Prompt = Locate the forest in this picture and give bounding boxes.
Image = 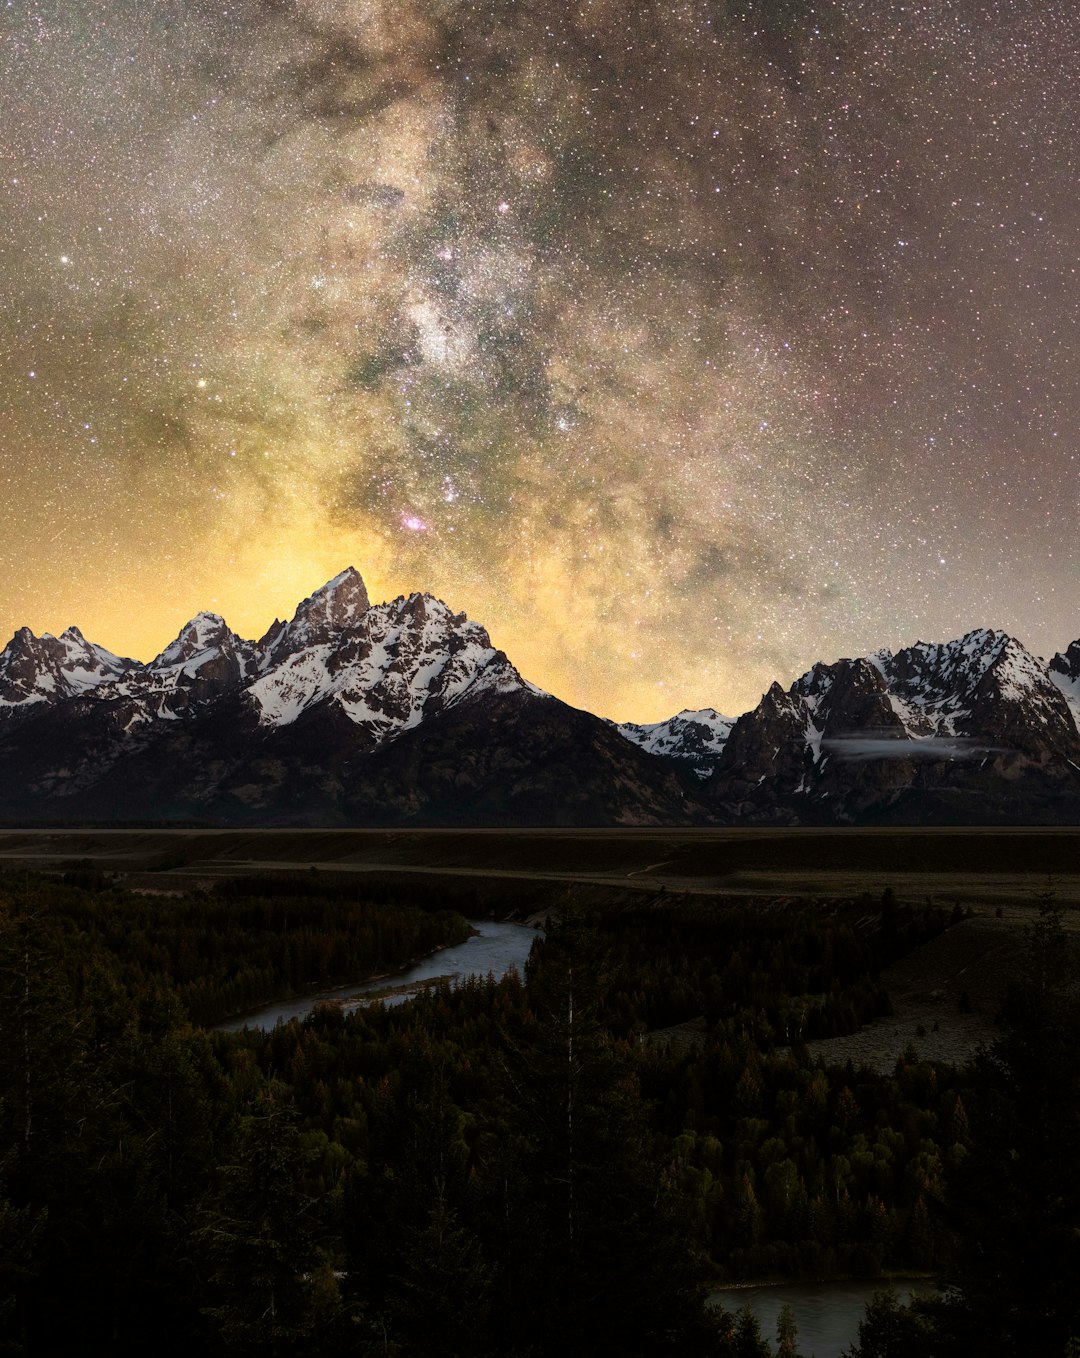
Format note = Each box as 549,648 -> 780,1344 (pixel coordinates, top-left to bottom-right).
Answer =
0,869 -> 1076,1356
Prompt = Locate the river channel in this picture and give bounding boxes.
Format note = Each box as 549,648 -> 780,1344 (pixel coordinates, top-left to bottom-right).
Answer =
218,924 -> 932,1354
711,1278 -> 935,1356
216,918 -> 541,1032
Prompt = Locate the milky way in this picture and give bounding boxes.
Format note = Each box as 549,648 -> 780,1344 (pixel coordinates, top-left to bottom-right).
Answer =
2,0 -> 1077,720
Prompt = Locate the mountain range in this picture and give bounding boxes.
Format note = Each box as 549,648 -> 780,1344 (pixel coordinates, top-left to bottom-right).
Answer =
3,566 -> 1080,825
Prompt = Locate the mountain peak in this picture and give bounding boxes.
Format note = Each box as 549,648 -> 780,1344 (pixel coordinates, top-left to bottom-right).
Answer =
247,583 -> 530,733
151,612 -> 242,670
0,623 -> 135,713
274,567 -> 371,653
615,707 -> 734,777
312,567 -> 370,613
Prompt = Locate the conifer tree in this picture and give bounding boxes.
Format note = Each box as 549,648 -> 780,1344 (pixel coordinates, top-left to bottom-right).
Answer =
776,1301 -> 802,1358
199,1081 -> 343,1356
935,894 -> 1080,1355
502,904 -> 728,1356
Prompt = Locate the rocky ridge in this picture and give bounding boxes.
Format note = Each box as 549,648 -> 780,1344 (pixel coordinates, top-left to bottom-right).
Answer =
0,568 -> 693,825
3,576 -> 1080,825
701,628 -> 1080,823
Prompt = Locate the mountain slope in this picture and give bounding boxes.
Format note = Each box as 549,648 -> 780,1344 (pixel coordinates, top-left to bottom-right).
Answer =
3,577 -> 1080,826
705,629 -> 1080,824
614,709 -> 734,779
0,569 -> 694,826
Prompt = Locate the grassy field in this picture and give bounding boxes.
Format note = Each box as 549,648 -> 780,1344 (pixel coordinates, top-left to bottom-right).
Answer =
0,825 -> 1078,907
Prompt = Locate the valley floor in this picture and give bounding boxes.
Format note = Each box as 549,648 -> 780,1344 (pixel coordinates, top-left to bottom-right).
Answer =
1,824 -> 1080,907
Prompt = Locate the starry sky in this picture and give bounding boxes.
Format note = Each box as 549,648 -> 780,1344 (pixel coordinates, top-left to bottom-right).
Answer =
1,0 -> 1077,721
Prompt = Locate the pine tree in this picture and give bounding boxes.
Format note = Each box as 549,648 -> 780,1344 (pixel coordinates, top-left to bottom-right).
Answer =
844,1287 -> 934,1358
390,1185 -> 494,1357
199,1081 -> 343,1356
776,1301 -> 802,1358
500,905 -> 727,1356
731,1305 -> 771,1358
936,894 -> 1080,1354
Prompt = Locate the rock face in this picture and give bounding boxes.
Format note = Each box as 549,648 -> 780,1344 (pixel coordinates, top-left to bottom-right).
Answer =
700,629 -> 1080,824
0,626 -> 136,719
1048,639 -> 1080,731
0,569 -> 696,826
259,566 -> 371,661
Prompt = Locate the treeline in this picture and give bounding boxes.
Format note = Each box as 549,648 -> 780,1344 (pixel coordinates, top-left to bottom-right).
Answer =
0,873 -> 1076,1356
580,892 -> 953,1042
44,869 -> 473,1023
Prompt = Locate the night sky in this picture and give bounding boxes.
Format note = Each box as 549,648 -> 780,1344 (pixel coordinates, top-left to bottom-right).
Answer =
2,0 -> 1077,720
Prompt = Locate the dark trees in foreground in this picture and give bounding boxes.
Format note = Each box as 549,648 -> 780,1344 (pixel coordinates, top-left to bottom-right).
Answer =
846,897 -> 1080,1358
0,872 -> 1077,1355
930,898 -> 1080,1357
498,909 -> 726,1356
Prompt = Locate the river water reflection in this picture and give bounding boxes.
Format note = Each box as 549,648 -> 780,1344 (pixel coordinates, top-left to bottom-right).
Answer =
711,1279 -> 934,1357
217,918 -> 541,1032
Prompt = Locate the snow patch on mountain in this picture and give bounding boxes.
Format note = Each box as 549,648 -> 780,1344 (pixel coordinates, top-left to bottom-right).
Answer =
0,625 -> 135,714
615,708 -> 733,776
247,592 -> 538,737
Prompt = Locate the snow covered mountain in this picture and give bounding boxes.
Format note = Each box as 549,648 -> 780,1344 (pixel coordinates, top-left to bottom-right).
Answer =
614,709 -> 733,778
98,613 -> 262,726
246,581 -> 532,740
705,628 -> 1080,823
0,625 -> 135,719
3,577 -> 1080,825
0,569 -> 693,825
15,568 -> 534,744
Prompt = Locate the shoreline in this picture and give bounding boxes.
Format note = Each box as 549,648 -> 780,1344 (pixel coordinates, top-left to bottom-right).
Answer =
213,915 -> 536,1030
710,1270 -> 937,1294
212,927 -> 473,1030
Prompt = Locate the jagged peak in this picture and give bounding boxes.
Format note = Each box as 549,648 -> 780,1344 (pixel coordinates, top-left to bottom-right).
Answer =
151,612 -> 247,670
4,623 -> 128,665
0,619 -> 135,710
792,661 -> 836,697
10,625 -> 38,648
762,679 -> 803,712
303,566 -> 370,614
277,567 -> 371,648
384,591 -> 468,627
904,627 -> 1014,660
1050,638 -> 1080,680
257,617 -> 286,649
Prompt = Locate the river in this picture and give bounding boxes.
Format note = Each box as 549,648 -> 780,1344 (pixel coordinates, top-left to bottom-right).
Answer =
219,927 -> 931,1355
711,1278 -> 935,1356
216,918 -> 541,1032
